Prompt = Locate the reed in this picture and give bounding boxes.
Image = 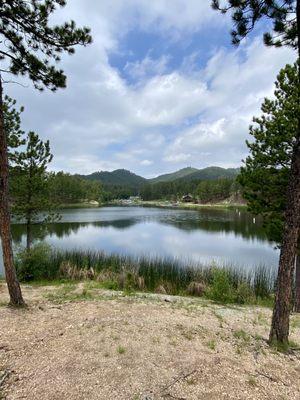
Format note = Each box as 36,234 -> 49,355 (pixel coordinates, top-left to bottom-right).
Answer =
15,243 -> 276,304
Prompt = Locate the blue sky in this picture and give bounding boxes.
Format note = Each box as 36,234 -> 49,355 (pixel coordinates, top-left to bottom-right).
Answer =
7,0 -> 296,178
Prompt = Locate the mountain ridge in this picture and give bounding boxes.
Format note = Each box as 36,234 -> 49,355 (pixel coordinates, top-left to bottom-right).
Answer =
77,166 -> 240,187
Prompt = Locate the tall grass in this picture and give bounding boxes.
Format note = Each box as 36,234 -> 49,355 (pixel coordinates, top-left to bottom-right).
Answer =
15,243 -> 276,304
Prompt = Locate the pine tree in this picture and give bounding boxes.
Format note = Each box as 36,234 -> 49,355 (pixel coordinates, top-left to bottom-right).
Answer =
10,131 -> 58,251
212,0 -> 300,346
239,62 -> 300,311
0,1 -> 92,305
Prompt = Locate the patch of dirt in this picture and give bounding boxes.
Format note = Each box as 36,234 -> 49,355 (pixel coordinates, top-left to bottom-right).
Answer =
0,283 -> 299,400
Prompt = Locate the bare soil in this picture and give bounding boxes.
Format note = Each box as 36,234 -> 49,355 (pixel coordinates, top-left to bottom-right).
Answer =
0,282 -> 299,400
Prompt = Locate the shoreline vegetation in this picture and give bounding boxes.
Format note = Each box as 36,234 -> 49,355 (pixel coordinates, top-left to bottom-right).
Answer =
14,245 -> 276,308
58,200 -> 247,211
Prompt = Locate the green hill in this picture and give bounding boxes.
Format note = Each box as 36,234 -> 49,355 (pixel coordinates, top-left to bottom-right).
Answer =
77,169 -> 146,187
78,166 -> 240,188
180,166 -> 240,181
149,167 -> 198,183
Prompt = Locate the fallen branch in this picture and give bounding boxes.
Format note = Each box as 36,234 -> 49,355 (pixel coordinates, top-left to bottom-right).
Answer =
160,369 -> 197,400
255,370 -> 288,386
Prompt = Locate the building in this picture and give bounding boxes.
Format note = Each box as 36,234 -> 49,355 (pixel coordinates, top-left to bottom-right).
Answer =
182,194 -> 193,203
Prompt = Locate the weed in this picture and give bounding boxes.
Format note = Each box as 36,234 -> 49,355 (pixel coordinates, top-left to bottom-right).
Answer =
233,329 -> 251,343
117,346 -> 126,354
247,376 -> 257,387
207,339 -> 216,350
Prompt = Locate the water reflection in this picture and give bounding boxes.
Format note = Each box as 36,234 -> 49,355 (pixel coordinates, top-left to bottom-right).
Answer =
0,206 -> 279,274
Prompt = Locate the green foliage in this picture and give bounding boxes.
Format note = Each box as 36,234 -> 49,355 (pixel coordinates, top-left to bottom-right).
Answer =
3,96 -> 25,162
212,1 -> 297,50
196,178 -> 236,203
15,246 -> 274,305
0,0 -> 92,91
183,166 -> 239,181
15,243 -> 52,281
48,172 -> 102,204
149,167 -> 199,183
238,62 -> 299,244
80,169 -> 147,187
141,177 -> 239,202
10,131 -> 59,249
207,268 -> 235,303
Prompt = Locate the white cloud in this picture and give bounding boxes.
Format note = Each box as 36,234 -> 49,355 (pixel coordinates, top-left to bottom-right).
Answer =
140,159 -> 153,166
6,1 -> 296,176
124,54 -> 170,80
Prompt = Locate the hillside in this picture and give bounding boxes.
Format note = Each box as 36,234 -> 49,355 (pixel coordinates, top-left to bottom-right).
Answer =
77,169 -> 146,187
180,166 -> 240,181
78,166 -> 240,189
149,167 -> 198,183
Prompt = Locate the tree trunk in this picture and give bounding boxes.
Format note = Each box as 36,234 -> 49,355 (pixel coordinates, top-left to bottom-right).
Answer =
269,2 -> 300,343
269,141 -> 300,344
0,78 -> 25,306
295,251 -> 300,313
26,217 -> 32,252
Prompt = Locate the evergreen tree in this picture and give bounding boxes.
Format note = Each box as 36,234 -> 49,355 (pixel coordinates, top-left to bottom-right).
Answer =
239,62 -> 300,311
0,1 -> 92,305
10,132 -> 58,251
212,0 -> 300,346
4,96 -> 25,161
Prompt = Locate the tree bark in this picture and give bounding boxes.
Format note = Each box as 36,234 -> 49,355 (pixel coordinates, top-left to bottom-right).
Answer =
269,1 -> 300,344
26,217 -> 32,252
295,251 -> 300,313
0,78 -> 25,306
269,142 -> 300,344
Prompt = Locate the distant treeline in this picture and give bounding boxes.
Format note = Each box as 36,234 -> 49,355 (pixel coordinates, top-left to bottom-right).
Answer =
140,178 -> 241,203
9,171 -> 103,205
47,172 -> 102,204
9,170 -> 242,205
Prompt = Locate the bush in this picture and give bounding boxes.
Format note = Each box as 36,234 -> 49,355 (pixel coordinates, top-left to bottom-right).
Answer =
207,268 -> 235,303
15,243 -> 52,281
235,282 -> 254,304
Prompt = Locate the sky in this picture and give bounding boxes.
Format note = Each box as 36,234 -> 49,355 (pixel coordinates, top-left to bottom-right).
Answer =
6,0 -> 296,178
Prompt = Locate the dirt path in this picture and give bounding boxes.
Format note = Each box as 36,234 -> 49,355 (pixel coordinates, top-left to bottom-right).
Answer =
0,282 -> 299,400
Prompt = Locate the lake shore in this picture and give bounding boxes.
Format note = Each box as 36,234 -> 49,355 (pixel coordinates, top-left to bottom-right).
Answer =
0,282 -> 299,400
112,199 -> 247,211
57,200 -> 247,211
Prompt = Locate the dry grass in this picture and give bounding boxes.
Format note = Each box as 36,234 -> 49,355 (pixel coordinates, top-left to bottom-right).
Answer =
0,282 -> 299,400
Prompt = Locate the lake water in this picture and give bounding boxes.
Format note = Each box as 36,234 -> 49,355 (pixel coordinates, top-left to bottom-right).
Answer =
0,206 -> 279,275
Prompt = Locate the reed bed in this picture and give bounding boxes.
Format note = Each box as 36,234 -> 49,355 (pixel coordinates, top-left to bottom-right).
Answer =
15,244 -> 277,304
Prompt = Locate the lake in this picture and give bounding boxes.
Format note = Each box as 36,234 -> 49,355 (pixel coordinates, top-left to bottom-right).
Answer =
0,206 -> 279,275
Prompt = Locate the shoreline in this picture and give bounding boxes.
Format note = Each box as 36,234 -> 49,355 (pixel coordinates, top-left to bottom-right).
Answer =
56,200 -> 247,211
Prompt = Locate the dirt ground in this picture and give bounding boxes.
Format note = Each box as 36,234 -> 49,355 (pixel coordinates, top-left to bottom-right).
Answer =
0,282 -> 299,400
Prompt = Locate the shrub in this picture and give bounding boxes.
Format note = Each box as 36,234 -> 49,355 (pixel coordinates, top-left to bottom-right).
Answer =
186,281 -> 206,297
235,282 -> 254,304
207,268 -> 234,303
15,243 -> 52,281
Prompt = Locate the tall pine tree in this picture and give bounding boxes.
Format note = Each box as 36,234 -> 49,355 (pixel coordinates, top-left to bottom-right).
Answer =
0,1 -> 92,305
10,132 -> 57,252
238,62 -> 300,311
212,0 -> 300,346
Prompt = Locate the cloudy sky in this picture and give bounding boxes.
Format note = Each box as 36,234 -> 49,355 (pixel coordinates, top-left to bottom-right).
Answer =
6,1 -> 296,178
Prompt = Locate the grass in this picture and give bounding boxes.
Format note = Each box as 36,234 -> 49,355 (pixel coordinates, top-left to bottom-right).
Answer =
206,339 -> 216,350
117,346 -> 126,354
233,329 -> 251,342
14,244 -> 276,307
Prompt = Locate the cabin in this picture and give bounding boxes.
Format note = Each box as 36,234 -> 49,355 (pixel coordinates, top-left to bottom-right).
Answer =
182,194 -> 193,203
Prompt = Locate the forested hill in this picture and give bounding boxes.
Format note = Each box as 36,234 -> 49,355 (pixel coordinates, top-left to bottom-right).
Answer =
78,166 -> 240,187
149,167 -> 198,183
77,169 -> 147,187
179,167 -> 240,181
